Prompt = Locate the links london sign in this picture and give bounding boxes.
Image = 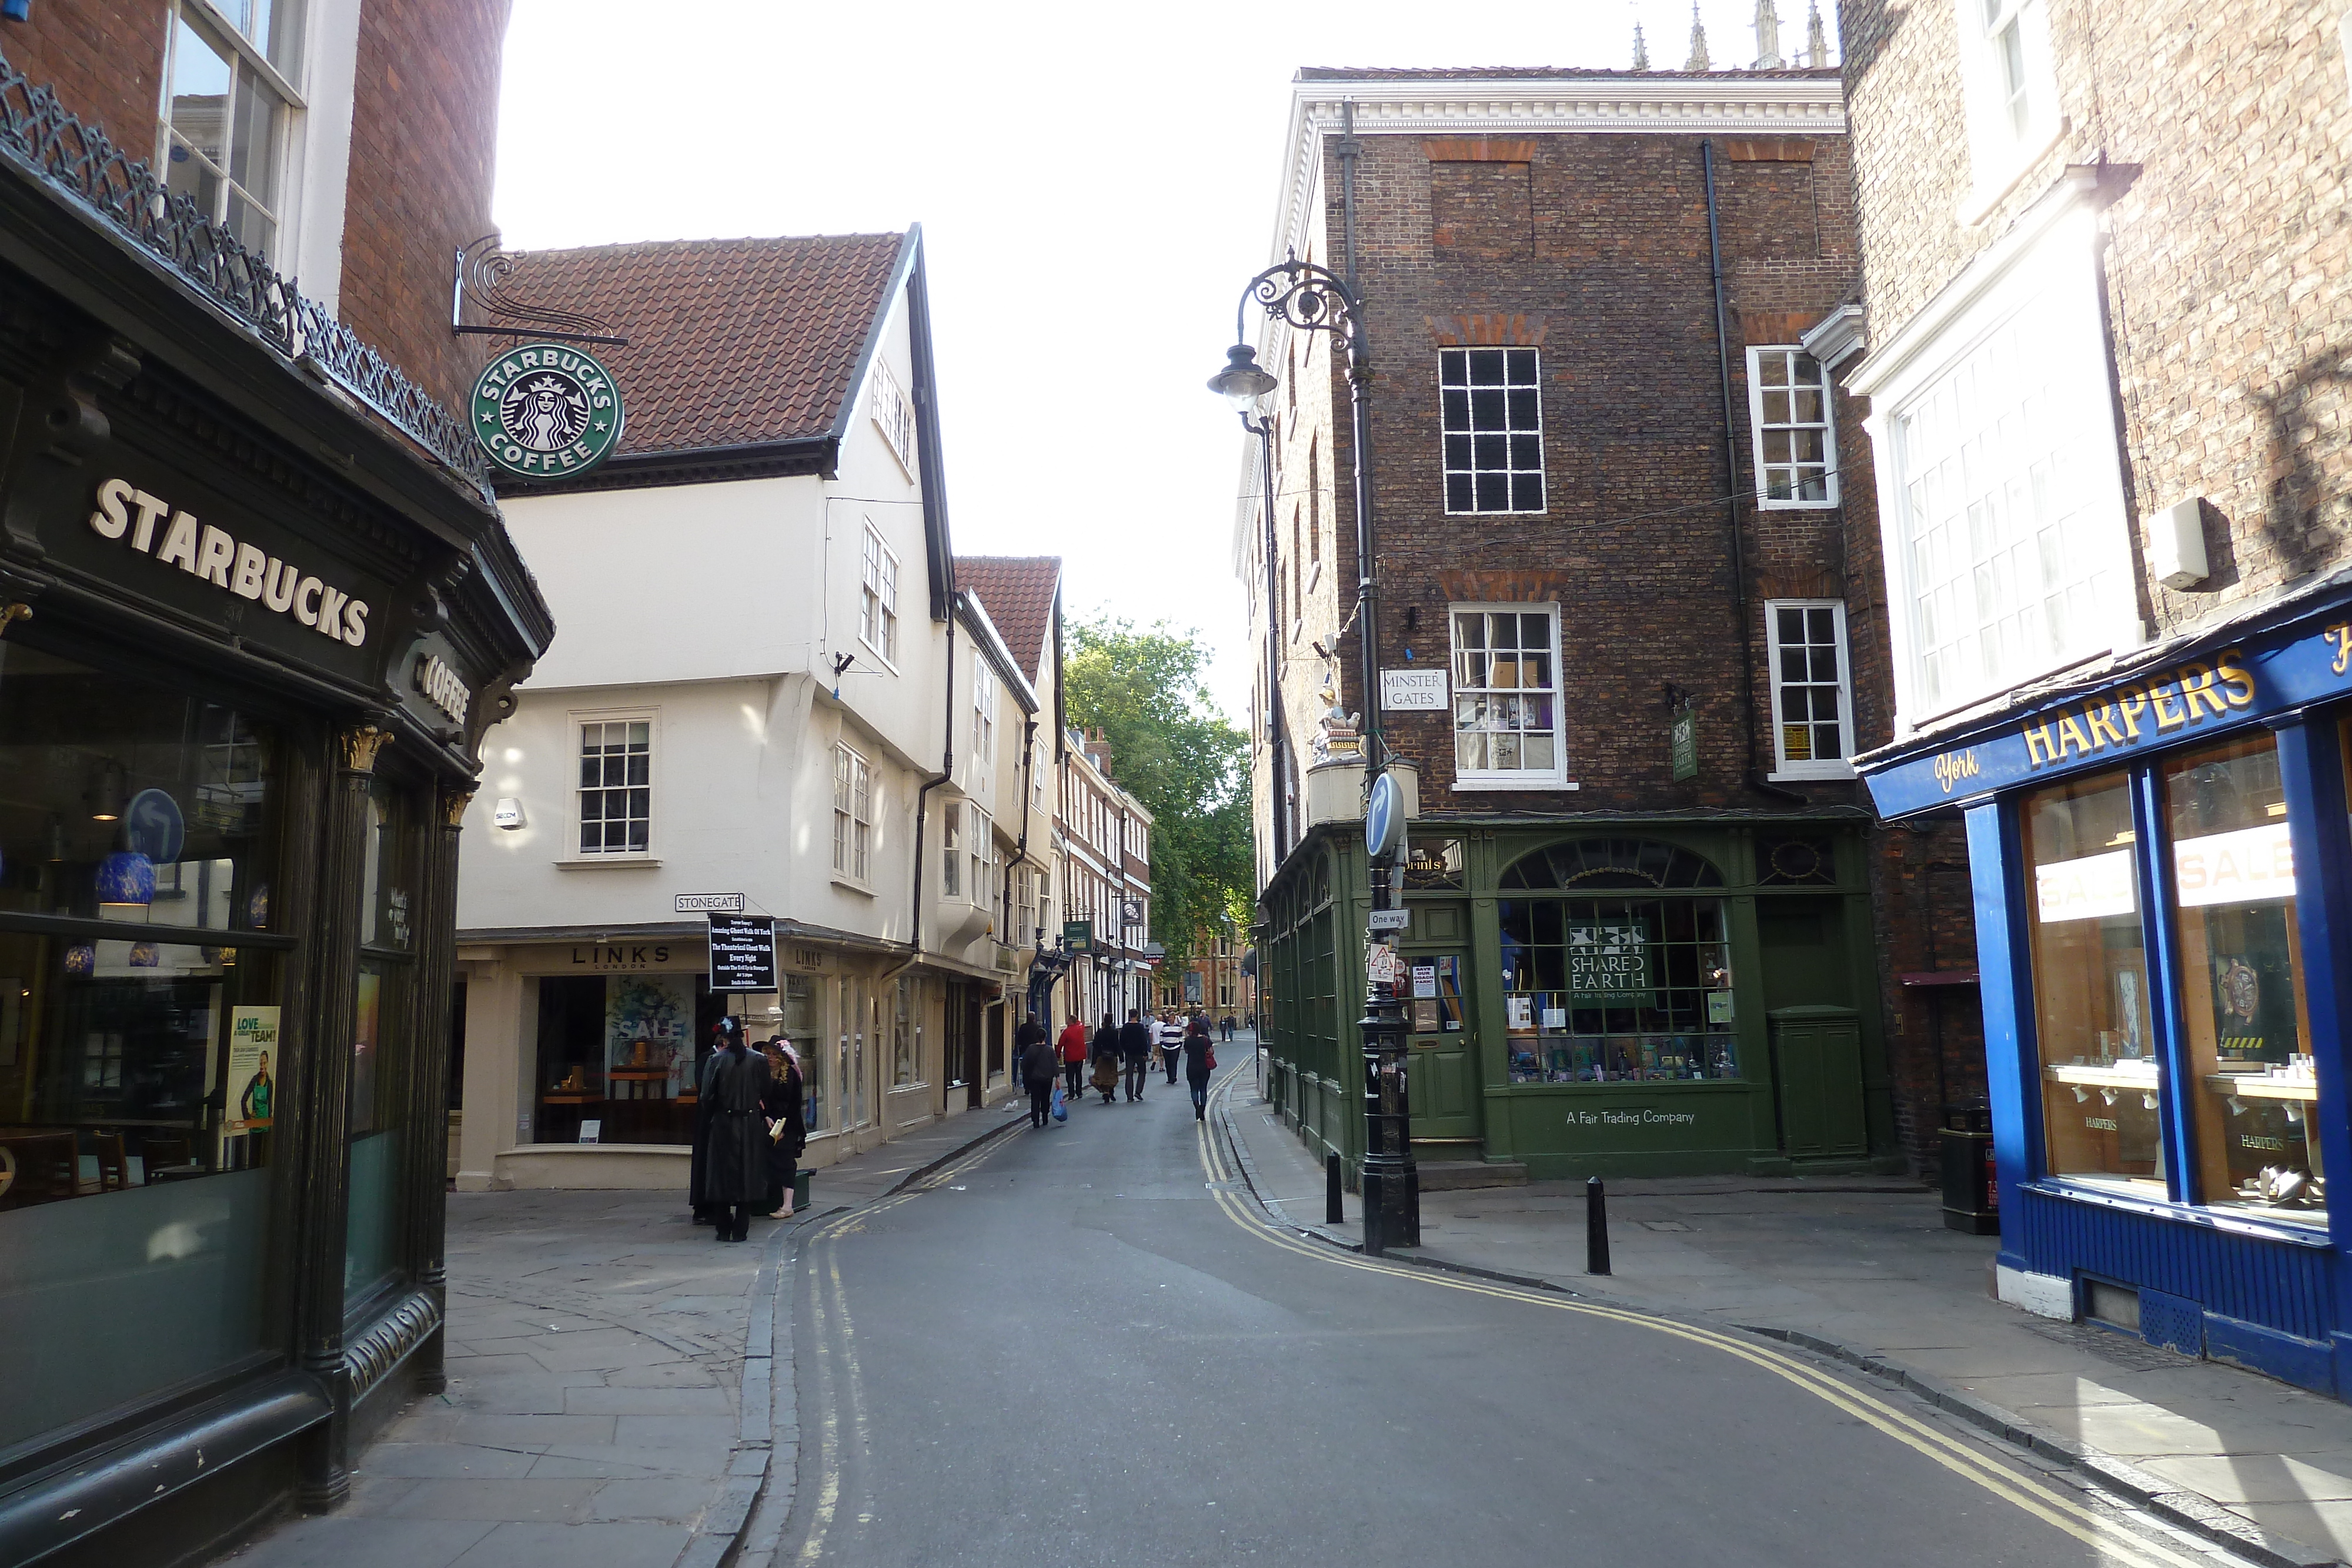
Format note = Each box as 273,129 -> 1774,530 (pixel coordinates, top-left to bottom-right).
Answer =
470,343 -> 625,480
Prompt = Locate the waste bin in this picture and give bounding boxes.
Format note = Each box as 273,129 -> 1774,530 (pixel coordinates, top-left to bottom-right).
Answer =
1939,1102 -> 1997,1235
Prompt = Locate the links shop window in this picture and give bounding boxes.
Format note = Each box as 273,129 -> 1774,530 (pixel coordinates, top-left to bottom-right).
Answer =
160,0 -> 306,257
1441,349 -> 1544,514
2023,731 -> 2326,1227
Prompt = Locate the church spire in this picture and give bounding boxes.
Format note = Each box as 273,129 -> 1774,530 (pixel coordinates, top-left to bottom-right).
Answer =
1684,2 -> 1712,70
1803,0 -> 1832,66
1753,0 -> 1784,69
1632,19 -> 1651,69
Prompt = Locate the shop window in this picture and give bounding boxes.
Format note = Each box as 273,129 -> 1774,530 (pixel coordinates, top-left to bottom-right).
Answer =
2166,735 -> 2320,1223
576,718 -> 652,856
1441,348 -> 1545,514
891,975 -> 917,1088
1749,349 -> 1839,506
1498,897 -> 1738,1082
833,744 -> 871,884
1451,606 -> 1564,784
159,0 -> 305,257
1765,601 -> 1854,777
787,975 -> 827,1134
2023,771 -> 2161,1195
860,524 -> 899,666
531,971 -> 702,1146
1501,838 -> 1723,891
840,975 -> 870,1129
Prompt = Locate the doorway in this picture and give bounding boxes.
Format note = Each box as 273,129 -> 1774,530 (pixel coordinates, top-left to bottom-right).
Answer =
1756,897 -> 1866,1158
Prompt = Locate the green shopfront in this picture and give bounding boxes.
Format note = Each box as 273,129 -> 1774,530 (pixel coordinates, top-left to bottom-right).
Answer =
1258,815 -> 1898,1182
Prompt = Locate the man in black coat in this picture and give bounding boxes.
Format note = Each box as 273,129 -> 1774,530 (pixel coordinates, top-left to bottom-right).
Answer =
1015,1013 -> 1058,1128
703,1024 -> 772,1243
1118,1008 -> 1153,1102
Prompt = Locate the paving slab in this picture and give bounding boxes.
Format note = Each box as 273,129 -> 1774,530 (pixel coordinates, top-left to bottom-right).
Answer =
1218,1074 -> 2352,1568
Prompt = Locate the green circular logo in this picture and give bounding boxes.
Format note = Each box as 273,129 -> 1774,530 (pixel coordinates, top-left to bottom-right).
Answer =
469,343 -> 625,481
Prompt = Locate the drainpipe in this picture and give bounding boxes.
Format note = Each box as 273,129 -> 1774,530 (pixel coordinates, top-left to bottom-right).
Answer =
912,596 -> 958,955
1702,139 -> 1807,806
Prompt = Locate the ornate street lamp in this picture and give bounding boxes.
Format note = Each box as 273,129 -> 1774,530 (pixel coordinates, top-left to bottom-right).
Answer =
1211,253 -> 1418,1253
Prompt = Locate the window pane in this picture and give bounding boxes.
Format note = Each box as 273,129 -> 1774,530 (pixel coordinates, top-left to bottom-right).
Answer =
2023,772 -> 2160,1195
2168,734 -> 2318,1225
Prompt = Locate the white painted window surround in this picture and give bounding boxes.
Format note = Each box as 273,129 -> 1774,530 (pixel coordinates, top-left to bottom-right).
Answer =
1765,600 -> 1856,780
1952,0 -> 2064,225
1850,172 -> 2139,737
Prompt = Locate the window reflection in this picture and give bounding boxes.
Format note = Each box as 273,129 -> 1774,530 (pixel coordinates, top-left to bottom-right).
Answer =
2023,771 -> 2162,1194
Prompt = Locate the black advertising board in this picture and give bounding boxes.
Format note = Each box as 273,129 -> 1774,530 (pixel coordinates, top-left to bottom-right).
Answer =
707,914 -> 777,993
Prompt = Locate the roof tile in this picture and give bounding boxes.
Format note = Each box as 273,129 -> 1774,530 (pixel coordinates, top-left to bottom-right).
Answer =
956,556 -> 1060,683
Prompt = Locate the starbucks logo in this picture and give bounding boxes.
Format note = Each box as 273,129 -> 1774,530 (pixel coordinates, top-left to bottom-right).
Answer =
470,343 -> 625,480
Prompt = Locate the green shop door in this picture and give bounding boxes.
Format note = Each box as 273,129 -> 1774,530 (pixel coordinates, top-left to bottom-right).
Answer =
1756,897 -> 1866,1159
1402,903 -> 1479,1146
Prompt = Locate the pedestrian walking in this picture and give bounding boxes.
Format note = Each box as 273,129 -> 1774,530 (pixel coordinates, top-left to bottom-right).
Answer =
1157,1009 -> 1184,1084
1184,1012 -> 1216,1121
702,1021 -> 772,1243
1018,1012 -> 1060,1127
1090,1013 -> 1122,1105
1221,1014 -> 1236,1042
1118,1008 -> 1154,1102
1057,1014 -> 1090,1104
760,1039 -> 805,1218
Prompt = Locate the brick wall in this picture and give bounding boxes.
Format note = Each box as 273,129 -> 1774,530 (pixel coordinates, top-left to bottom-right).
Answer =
1,4 -> 167,158
1841,0 -> 2352,637
336,0 -> 511,414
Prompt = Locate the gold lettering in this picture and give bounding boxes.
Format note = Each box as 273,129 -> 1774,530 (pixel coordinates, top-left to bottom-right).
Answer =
2024,724 -> 2057,767
2116,687 -> 2148,737
2328,623 -> 2352,677
2179,663 -> 2230,721
2056,713 -> 2094,758
2084,704 -> 2127,748
2150,681 -> 2188,730
2215,649 -> 2256,707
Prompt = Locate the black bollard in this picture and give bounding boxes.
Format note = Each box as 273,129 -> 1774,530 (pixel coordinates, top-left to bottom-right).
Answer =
1586,1176 -> 1611,1276
1326,1152 -> 1344,1225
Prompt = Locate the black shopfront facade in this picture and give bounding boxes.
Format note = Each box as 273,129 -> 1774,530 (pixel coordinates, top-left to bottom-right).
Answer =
0,93 -> 547,1566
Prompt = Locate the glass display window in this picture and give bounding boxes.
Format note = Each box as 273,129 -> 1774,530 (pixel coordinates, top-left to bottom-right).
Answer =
2165,734 -> 2320,1224
2023,770 -> 2162,1195
1497,896 -> 1736,1083
784,974 -> 826,1134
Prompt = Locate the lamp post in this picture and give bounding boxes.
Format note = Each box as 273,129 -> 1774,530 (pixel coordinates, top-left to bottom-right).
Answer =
1210,254 -> 1418,1253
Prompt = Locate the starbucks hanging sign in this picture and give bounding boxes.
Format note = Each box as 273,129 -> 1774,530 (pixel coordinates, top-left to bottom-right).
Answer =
470,343 -> 626,480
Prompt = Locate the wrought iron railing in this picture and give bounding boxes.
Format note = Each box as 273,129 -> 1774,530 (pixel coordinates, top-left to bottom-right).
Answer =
0,50 -> 496,502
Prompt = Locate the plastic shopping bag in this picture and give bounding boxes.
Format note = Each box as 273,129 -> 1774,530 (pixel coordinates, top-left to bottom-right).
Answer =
1051,1085 -> 1068,1122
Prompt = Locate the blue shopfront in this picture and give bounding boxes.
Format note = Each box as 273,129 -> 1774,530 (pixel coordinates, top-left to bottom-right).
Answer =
1864,593 -> 2352,1396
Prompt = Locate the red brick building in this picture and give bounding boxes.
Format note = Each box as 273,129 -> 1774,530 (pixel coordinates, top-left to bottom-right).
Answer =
1838,0 -> 2352,1390
1240,59 -> 1981,1186
0,2 -> 545,1558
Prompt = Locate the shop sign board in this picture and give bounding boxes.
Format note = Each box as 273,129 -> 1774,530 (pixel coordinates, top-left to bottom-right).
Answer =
470,343 -> 626,480
1381,668 -> 1446,710
1863,609 -> 2352,818
1064,920 -> 1093,952
706,914 -> 777,992
1671,706 -> 1698,781
1567,923 -> 1652,1007
674,892 -> 746,913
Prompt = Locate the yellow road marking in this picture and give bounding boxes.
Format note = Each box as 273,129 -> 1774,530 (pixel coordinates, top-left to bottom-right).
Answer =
1193,1071 -> 2216,1568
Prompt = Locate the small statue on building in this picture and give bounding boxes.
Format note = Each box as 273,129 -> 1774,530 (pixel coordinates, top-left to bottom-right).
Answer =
1312,670 -> 1361,762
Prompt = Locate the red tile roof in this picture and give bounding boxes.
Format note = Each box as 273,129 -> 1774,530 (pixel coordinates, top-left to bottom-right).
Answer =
497,233 -> 910,458
956,556 -> 1060,683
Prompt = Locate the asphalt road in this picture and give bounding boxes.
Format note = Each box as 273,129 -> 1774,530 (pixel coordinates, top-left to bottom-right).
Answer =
777,1069 -> 2244,1568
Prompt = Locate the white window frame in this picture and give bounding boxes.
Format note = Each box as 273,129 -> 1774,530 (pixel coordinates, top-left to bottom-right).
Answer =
972,663 -> 997,764
941,801 -> 962,898
970,806 -> 995,917
1746,347 -> 1840,509
159,0 -> 310,258
1850,175 -> 2139,735
1953,0 -> 2063,222
858,523 -> 900,668
870,357 -> 917,477
1448,603 -> 1571,790
832,742 -> 873,886
1765,600 -> 1857,780
570,710 -> 655,860
1439,347 -> 1546,516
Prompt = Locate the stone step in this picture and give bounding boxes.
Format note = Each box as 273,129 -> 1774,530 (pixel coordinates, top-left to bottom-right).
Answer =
1415,1159 -> 1529,1191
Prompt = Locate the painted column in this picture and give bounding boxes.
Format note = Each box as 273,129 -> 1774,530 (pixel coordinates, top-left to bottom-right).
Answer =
403,785 -> 471,1394
1964,799 -> 2039,1281
295,721 -> 392,1510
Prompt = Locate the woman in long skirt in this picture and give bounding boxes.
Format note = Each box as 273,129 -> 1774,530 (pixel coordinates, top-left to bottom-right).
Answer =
760,1040 -> 806,1217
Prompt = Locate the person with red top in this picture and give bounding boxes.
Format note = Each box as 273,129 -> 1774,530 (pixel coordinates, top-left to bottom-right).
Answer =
1056,1014 -> 1090,1105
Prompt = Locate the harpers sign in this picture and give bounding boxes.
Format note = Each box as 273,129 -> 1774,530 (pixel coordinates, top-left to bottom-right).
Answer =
1863,611 -> 2352,820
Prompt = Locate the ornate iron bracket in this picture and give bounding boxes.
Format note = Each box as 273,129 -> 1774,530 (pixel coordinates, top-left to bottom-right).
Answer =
1237,253 -> 1367,373
452,235 -> 627,346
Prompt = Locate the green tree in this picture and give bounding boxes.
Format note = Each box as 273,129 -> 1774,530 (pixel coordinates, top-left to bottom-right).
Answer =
1063,616 -> 1252,972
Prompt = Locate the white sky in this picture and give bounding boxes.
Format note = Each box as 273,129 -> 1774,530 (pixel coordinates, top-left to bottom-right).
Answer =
493,0 -> 1839,723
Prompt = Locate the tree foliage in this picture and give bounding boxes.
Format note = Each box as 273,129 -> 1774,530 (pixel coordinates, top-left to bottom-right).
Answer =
1063,616 -> 1251,971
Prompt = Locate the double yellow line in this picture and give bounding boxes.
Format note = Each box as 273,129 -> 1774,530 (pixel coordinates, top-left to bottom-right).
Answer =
1193,1070 -> 2222,1568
